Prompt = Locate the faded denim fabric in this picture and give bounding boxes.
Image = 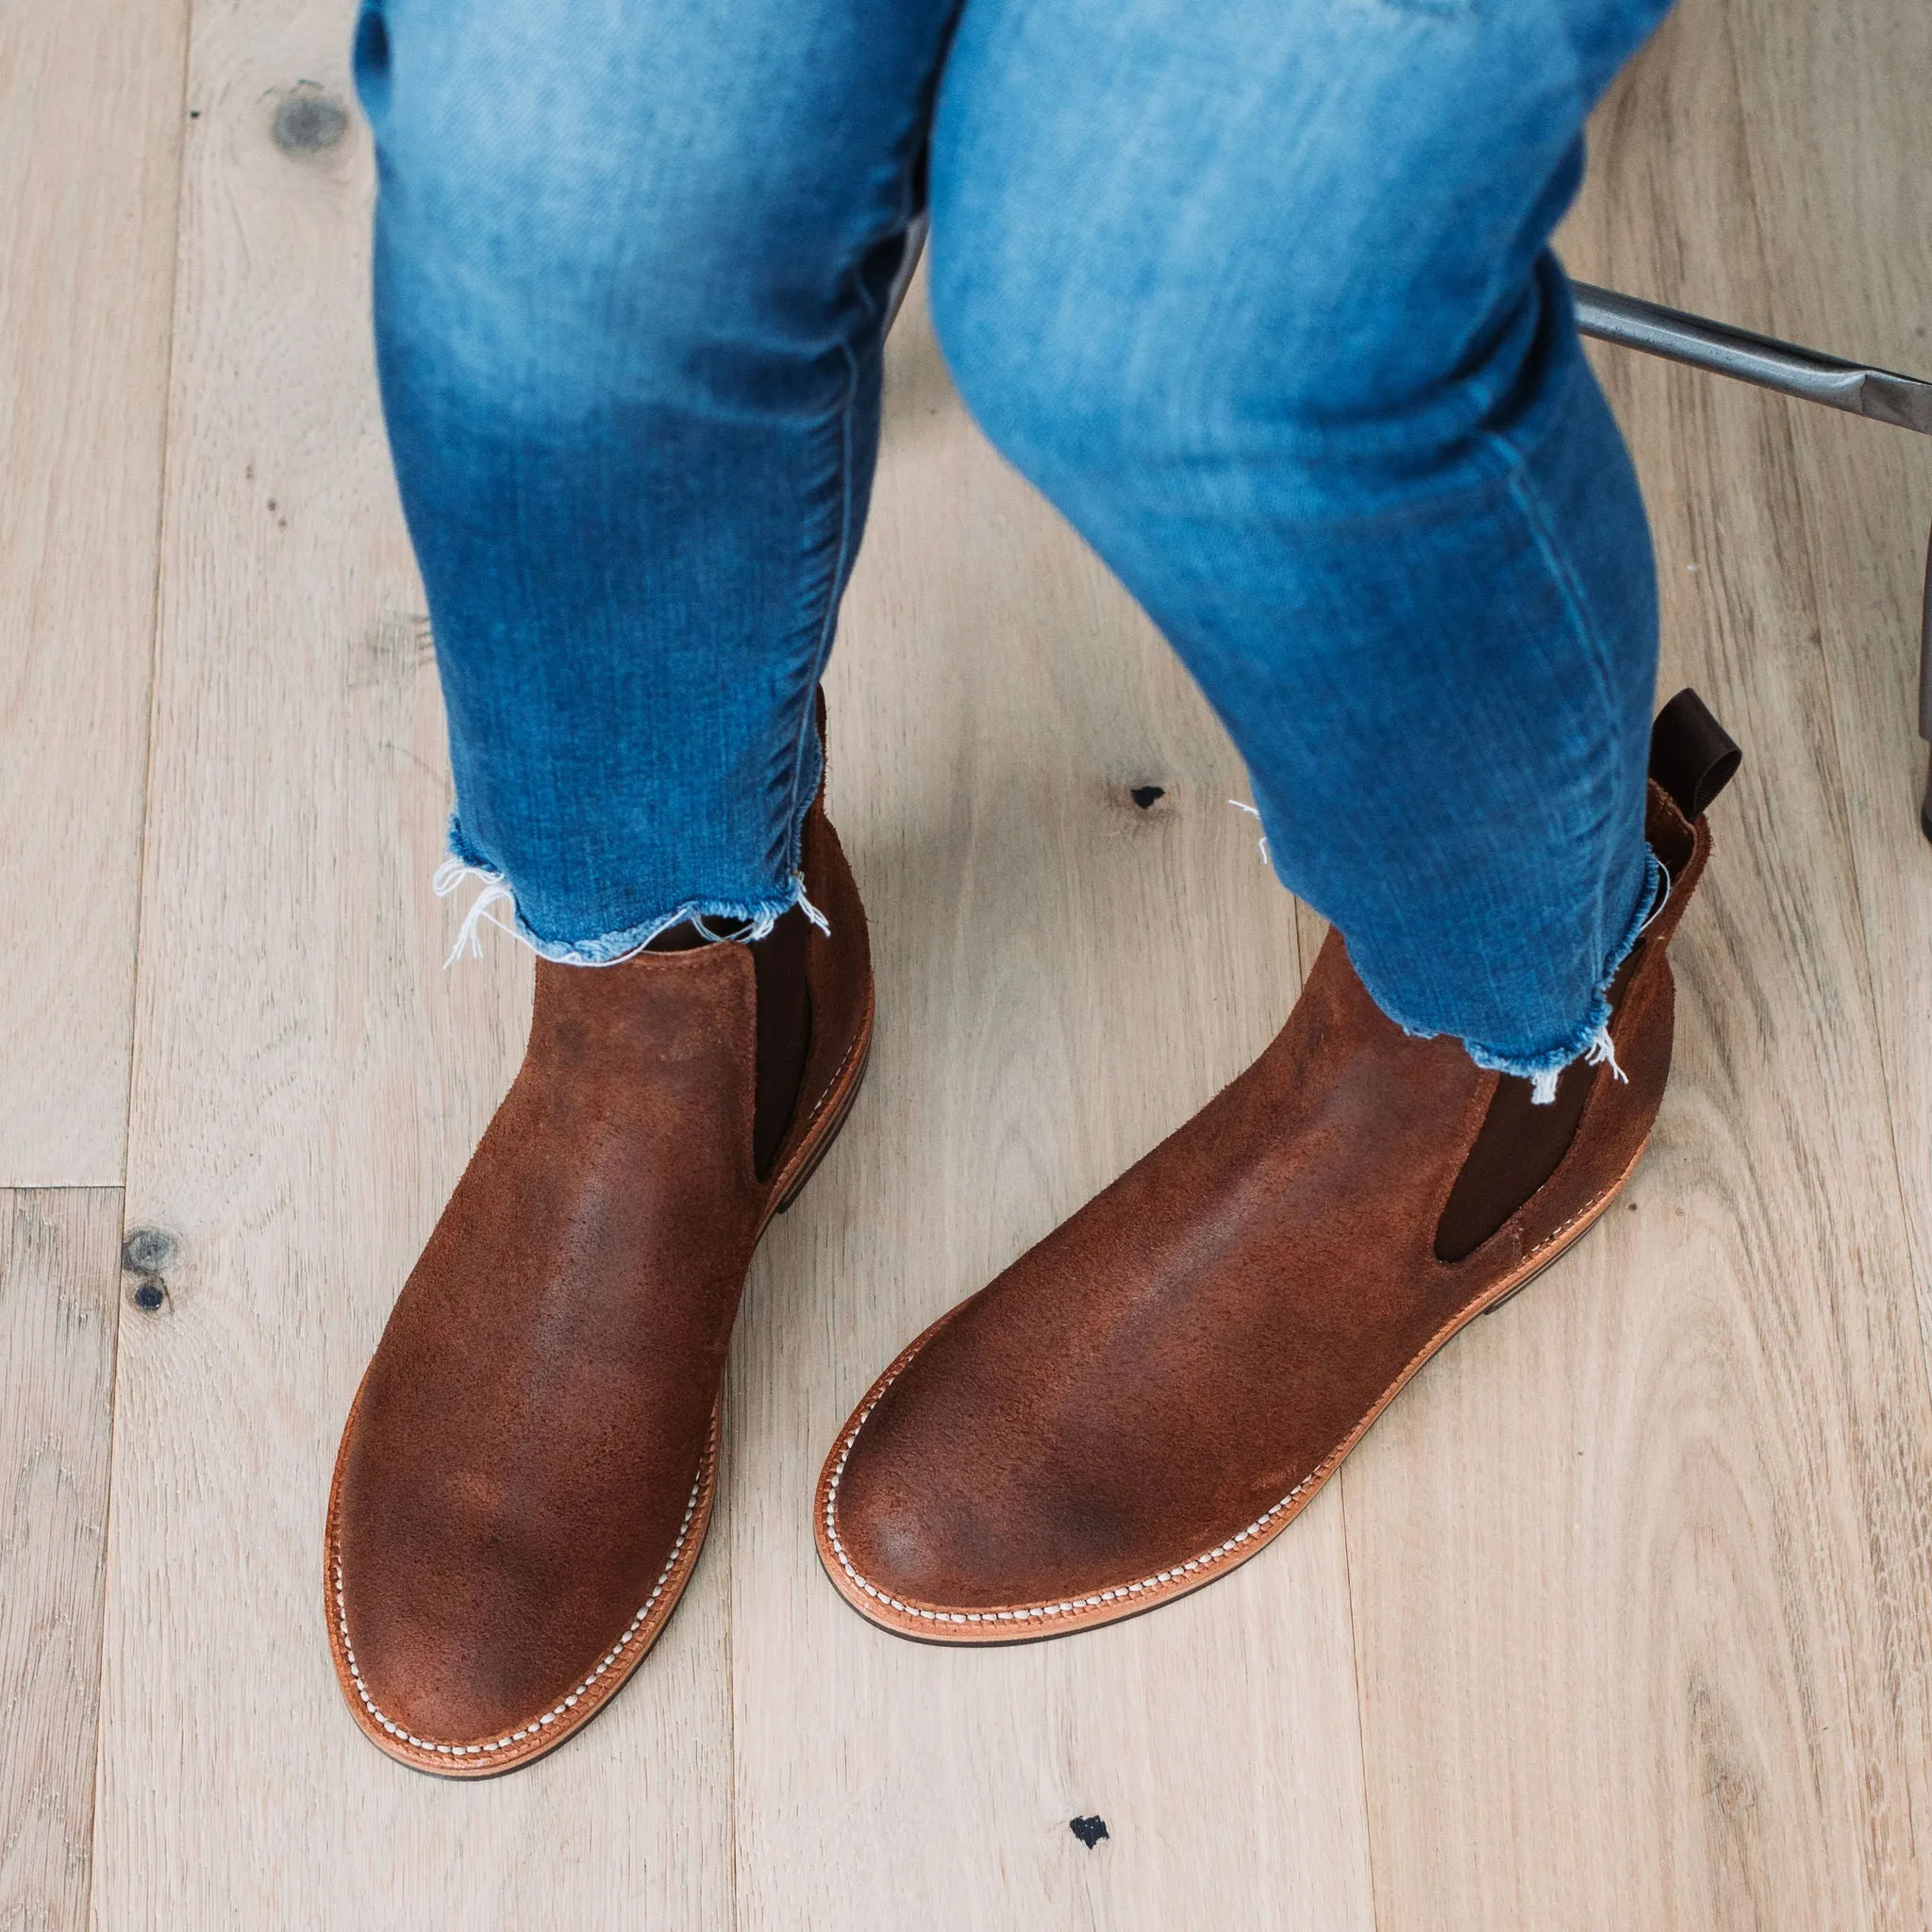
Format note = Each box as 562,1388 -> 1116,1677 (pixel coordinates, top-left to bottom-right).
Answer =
355,0 -> 1674,1086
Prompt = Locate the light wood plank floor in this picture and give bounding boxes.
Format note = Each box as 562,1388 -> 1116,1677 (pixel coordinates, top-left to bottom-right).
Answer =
4,0 -> 1930,1923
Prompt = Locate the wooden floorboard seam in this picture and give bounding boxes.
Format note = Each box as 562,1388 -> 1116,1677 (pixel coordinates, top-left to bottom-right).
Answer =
80,1199 -> 128,1932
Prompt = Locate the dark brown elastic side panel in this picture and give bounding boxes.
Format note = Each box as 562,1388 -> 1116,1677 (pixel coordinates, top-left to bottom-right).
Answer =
1436,699 -> 1733,1269
1649,688 -> 1740,822
1434,1062 -> 1591,1263
1436,693 -> 1739,1265
752,908 -> 813,1181
1434,945 -> 1643,1263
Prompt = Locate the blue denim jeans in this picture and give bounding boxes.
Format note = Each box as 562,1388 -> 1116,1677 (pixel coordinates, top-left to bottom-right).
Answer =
355,0 -> 1674,1089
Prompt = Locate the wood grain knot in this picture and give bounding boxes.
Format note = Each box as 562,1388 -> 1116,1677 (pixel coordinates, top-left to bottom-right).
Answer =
272,85 -> 349,156
122,1227 -> 177,1274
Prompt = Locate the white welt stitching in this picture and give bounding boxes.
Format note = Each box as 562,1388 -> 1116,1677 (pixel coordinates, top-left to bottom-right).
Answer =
334,1461 -> 706,1760
820,1350 -> 1319,1626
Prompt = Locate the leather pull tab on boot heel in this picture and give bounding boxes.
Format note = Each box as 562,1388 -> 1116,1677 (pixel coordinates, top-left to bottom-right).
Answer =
1650,688 -> 1742,821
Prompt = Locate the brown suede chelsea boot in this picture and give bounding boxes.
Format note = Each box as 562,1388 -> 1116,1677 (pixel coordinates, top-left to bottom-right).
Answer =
816,691 -> 1739,1644
327,763 -> 872,1775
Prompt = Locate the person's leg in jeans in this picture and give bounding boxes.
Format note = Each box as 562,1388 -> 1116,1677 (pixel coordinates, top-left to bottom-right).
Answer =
357,0 -> 942,953
325,0 -> 949,1774
819,0 -> 1740,1638
935,0 -> 1671,1089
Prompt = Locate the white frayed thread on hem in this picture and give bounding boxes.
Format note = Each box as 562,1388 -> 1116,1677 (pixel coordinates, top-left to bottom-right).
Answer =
690,909 -> 773,944
1529,1020 -> 1626,1105
432,858 -> 517,967
1228,799 -> 1271,866
430,857 -> 830,965
794,877 -> 832,935
675,875 -> 827,946
1640,860 -> 1674,935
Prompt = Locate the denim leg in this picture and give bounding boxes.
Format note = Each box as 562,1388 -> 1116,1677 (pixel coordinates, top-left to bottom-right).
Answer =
354,0 -> 953,958
930,0 -> 1675,1087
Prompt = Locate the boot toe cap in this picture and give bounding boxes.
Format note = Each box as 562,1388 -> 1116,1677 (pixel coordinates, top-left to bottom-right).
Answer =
820,1337 -> 1185,1625
326,1410 -> 714,1770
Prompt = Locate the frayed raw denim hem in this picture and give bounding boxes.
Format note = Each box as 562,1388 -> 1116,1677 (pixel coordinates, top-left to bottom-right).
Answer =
1393,843 -> 1665,1106
433,814 -> 827,968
